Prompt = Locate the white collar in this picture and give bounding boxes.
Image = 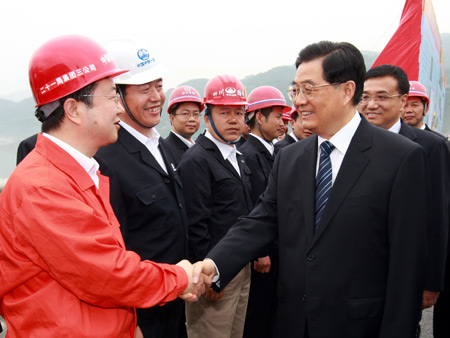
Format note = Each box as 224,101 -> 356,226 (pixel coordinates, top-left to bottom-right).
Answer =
317,111 -> 361,156
119,120 -> 161,146
43,133 -> 99,188
205,130 -> 241,161
388,119 -> 402,134
171,131 -> 195,148
249,133 -> 274,155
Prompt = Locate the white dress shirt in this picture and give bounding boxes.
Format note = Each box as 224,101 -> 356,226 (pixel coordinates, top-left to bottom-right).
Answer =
119,121 -> 168,174
316,112 -> 361,184
205,131 -> 241,176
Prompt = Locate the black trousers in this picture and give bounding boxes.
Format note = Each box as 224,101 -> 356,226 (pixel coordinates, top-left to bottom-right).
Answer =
243,257 -> 279,338
137,298 -> 185,338
434,289 -> 450,337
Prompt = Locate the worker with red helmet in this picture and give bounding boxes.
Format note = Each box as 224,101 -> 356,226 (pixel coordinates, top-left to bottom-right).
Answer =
239,85 -> 290,338
401,81 -> 431,130
275,105 -> 313,153
277,109 -> 291,141
0,35 -> 205,338
178,75 -> 253,338
165,85 -> 204,166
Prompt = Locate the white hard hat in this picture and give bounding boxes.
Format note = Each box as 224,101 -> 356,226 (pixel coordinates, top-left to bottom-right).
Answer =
103,36 -> 168,85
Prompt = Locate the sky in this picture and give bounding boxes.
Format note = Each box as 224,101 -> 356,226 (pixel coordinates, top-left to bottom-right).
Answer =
1,0 -> 450,100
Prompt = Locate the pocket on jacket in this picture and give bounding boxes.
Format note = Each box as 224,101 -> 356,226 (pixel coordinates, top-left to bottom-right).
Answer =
348,296 -> 385,319
212,168 -> 234,181
135,184 -> 167,206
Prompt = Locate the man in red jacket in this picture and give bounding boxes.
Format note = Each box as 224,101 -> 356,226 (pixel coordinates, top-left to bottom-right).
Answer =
0,35 -> 205,338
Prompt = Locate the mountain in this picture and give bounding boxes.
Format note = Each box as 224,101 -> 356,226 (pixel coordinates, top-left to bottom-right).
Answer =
0,46 -> 448,181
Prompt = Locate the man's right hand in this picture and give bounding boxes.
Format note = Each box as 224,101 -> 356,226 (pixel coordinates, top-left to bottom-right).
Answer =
176,260 -> 206,302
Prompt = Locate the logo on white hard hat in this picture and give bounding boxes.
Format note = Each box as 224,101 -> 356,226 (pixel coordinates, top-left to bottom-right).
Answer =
137,49 -> 150,61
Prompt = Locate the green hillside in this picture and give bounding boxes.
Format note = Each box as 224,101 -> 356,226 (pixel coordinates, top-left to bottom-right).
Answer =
0,42 -> 449,180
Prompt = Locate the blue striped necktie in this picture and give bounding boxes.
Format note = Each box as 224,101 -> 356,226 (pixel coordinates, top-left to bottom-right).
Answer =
315,141 -> 335,232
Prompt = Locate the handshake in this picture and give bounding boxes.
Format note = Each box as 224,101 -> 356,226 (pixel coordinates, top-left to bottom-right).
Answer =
176,259 -> 218,302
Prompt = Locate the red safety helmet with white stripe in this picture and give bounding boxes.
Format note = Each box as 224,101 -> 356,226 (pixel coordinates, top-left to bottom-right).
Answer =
247,86 -> 291,113
167,85 -> 204,113
409,81 -> 430,105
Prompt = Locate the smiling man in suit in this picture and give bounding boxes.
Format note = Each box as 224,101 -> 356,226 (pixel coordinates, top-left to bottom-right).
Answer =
361,65 -> 449,337
95,36 -> 189,338
196,41 -> 429,338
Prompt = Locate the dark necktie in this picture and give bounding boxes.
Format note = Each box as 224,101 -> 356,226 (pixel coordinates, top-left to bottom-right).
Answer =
315,141 -> 335,232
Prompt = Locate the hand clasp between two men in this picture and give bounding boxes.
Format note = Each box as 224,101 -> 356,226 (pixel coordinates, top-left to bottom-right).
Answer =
176,259 -> 218,302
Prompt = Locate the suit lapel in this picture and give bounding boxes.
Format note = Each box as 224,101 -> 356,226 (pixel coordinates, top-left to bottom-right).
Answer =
199,135 -> 243,180
159,138 -> 183,187
288,135 -> 317,245
248,135 -> 274,178
312,118 -> 372,246
119,128 -> 169,177
399,119 -> 418,142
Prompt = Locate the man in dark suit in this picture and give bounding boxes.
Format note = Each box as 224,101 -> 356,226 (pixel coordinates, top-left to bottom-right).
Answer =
274,106 -> 313,154
400,79 -> 450,338
178,75 -> 253,338
95,36 -> 188,338
239,86 -> 291,338
196,41 -> 429,338
361,65 -> 449,319
16,133 -> 38,165
165,85 -> 204,166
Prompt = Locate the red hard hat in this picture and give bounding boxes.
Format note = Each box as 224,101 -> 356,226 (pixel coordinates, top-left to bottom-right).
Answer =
168,85 -> 204,113
247,86 -> 291,115
289,105 -> 298,119
203,75 -> 248,106
29,35 -> 127,107
409,81 -> 430,105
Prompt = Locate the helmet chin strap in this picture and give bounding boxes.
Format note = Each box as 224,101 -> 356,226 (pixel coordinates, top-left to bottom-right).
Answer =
206,107 -> 241,145
117,87 -> 154,129
255,117 -> 273,144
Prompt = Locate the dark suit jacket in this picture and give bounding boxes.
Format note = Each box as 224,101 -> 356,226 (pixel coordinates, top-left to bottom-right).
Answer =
16,133 -> 38,165
274,133 -> 296,155
207,117 -> 428,338
96,127 -> 188,264
239,135 -> 274,204
239,135 -> 276,258
399,120 -> 449,291
177,134 -> 253,262
164,131 -> 189,167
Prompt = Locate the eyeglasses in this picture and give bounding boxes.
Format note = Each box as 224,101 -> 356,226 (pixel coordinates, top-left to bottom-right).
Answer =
359,93 -> 402,105
287,83 -> 339,101
82,94 -> 121,106
173,112 -> 201,119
